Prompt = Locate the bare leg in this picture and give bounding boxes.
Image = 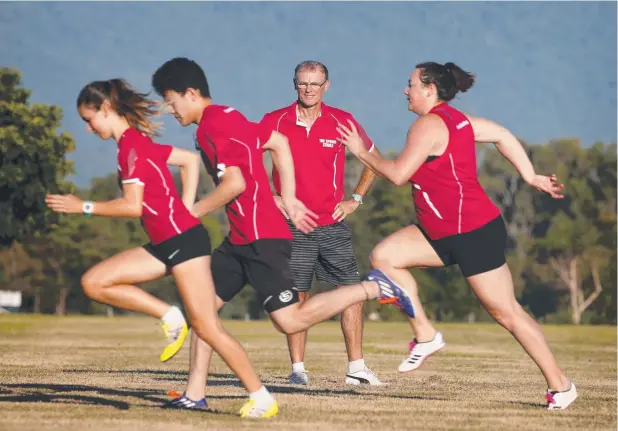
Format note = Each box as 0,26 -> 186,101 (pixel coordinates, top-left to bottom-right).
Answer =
81,247 -> 169,318
369,226 -> 444,341
178,226 -> 443,399
269,282 -> 380,333
286,291 -> 309,365
172,256 -> 263,393
184,296 -> 224,401
339,296 -> 364,361
467,264 -> 570,391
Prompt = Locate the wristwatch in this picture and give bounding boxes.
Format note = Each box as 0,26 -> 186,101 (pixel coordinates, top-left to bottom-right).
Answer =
82,201 -> 94,216
351,193 -> 363,204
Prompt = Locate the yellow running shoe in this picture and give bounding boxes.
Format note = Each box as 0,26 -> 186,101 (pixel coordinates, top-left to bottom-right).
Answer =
160,322 -> 188,362
239,398 -> 279,418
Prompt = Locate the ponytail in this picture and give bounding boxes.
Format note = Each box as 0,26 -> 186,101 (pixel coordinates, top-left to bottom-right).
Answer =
444,62 -> 475,94
77,79 -> 161,136
416,61 -> 476,102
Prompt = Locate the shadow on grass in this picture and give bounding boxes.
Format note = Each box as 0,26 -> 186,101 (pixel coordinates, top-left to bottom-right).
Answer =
63,368 -> 189,377
0,383 -> 242,413
62,369 -> 446,401
505,400 -> 547,408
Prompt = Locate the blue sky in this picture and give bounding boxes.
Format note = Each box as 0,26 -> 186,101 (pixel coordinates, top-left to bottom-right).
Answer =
1,1 -> 616,187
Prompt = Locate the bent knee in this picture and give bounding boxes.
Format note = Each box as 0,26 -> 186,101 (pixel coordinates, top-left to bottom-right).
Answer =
270,319 -> 286,334
271,313 -> 303,335
191,319 -> 225,345
487,302 -> 523,329
369,246 -> 391,269
81,271 -> 109,300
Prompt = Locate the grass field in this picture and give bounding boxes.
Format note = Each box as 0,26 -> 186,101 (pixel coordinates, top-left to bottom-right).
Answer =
0,315 -> 615,430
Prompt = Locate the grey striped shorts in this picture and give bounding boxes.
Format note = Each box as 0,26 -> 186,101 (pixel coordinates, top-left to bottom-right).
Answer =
287,220 -> 361,291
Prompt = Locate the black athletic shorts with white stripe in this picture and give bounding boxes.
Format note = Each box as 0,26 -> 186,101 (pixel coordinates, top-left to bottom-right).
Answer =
287,220 -> 361,291
144,224 -> 211,268
212,238 -> 299,313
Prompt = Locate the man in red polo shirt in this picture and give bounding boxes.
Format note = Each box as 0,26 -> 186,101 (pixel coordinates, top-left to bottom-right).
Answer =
260,61 -> 382,385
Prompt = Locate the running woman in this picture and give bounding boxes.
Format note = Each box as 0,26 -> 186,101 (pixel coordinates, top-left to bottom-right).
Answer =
45,79 -> 281,418
151,58 -> 412,411
337,62 -> 577,410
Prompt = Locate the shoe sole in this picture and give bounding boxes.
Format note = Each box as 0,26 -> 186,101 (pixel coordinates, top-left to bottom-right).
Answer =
345,378 -> 385,386
240,401 -> 279,418
547,393 -> 578,410
398,343 -> 445,373
372,272 -> 415,318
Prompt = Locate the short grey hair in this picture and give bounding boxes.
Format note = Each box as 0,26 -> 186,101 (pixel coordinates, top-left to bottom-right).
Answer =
293,61 -> 329,81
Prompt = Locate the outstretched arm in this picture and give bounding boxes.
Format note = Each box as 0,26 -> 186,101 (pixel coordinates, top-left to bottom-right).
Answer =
337,115 -> 442,186
45,182 -> 144,217
468,115 -> 564,198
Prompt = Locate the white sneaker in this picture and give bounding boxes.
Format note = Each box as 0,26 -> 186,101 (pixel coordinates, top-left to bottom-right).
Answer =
398,332 -> 445,373
288,371 -> 309,385
546,382 -> 578,410
345,367 -> 384,385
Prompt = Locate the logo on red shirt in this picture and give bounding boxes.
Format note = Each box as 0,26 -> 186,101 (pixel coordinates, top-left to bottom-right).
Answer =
319,138 -> 337,148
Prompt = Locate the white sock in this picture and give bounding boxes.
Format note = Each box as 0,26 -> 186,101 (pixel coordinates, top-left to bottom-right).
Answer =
348,359 -> 365,374
161,306 -> 185,328
291,362 -> 306,373
249,386 -> 274,406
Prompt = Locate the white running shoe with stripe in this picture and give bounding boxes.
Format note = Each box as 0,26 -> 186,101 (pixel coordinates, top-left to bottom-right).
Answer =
398,332 -> 445,373
345,367 -> 384,385
546,382 -> 578,410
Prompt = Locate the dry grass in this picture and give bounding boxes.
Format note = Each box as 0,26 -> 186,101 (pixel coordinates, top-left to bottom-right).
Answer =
0,315 -> 615,430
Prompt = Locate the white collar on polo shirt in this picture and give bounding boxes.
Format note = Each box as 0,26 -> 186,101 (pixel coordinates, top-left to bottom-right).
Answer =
295,106 -> 322,135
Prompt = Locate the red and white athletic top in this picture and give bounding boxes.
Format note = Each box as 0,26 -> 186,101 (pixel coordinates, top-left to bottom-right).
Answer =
117,128 -> 201,245
409,103 -> 501,240
260,102 -> 374,226
196,105 -> 292,245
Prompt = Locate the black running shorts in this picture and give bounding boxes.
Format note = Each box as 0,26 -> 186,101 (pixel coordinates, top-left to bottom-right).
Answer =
144,224 -> 212,268
418,216 -> 508,277
212,238 -> 299,313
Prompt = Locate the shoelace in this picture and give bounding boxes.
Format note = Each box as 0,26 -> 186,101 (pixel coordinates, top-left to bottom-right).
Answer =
163,325 -> 182,342
546,392 -> 556,405
290,372 -> 307,383
365,368 -> 379,379
245,404 -> 270,418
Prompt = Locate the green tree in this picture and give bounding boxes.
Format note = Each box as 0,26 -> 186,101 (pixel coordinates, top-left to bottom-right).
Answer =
531,140 -> 616,324
0,68 -> 75,245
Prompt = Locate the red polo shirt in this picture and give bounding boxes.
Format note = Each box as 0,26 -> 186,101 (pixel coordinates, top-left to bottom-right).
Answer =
117,128 -> 200,245
260,102 -> 374,226
196,105 -> 292,245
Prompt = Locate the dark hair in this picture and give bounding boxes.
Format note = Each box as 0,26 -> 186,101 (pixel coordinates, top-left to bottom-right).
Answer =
76,79 -> 161,136
294,60 -> 329,82
152,57 -> 211,98
415,62 -> 475,102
